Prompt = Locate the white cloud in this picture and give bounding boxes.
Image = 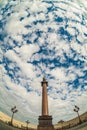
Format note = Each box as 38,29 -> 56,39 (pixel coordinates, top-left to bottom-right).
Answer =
71,41 -> 87,57
14,44 -> 39,61
5,15 -> 28,35
50,68 -> 67,81
5,50 -> 36,79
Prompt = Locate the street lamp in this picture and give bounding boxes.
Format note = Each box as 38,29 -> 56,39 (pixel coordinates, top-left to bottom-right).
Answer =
26,120 -> 30,130
73,105 -> 81,124
11,106 -> 18,126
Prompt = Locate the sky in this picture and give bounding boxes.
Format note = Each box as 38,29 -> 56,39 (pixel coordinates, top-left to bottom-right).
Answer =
0,0 -> 87,124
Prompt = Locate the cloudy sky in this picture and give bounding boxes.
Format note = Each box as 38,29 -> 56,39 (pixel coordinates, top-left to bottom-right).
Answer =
0,0 -> 87,124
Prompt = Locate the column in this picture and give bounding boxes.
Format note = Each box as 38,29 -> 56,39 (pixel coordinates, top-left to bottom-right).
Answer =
41,77 -> 49,116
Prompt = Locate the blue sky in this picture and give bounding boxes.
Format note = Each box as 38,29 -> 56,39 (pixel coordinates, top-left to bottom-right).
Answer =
0,0 -> 87,124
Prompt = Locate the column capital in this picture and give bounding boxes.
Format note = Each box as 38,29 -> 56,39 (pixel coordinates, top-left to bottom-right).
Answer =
41,77 -> 48,86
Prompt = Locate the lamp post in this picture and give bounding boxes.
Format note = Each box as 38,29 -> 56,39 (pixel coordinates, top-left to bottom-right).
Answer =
26,120 -> 30,130
11,106 -> 18,126
74,105 -> 81,124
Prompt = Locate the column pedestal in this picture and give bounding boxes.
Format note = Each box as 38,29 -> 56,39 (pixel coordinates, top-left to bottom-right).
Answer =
38,115 -> 55,130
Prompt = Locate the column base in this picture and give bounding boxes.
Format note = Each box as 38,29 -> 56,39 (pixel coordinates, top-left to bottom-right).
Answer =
38,115 -> 55,130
